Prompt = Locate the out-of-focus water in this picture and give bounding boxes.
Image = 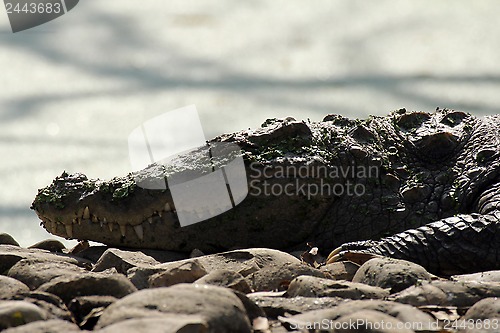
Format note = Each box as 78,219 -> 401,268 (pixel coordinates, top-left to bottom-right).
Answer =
1,1 -> 500,247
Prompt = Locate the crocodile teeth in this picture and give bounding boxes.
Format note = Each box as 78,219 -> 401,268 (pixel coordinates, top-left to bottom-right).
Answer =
83,206 -> 90,219
65,224 -> 73,238
120,225 -> 126,237
92,215 -> 99,223
164,203 -> 172,212
133,224 -> 144,241
108,223 -> 113,232
100,220 -> 104,228
148,217 -> 153,224
158,211 -> 162,218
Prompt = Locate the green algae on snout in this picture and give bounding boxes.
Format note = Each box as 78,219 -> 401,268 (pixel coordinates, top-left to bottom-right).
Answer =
32,187 -> 66,209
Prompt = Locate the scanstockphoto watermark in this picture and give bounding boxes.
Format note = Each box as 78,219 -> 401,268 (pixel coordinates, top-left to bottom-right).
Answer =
248,163 -> 379,199
288,318 -> 500,332
288,318 -> 435,331
4,0 -> 79,33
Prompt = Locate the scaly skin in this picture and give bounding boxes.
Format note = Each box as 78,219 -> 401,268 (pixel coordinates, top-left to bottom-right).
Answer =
31,108 -> 500,275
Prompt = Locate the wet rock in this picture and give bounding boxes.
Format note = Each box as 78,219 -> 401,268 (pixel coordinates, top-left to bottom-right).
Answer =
68,295 -> 117,327
95,284 -> 252,332
28,239 -> 66,253
0,301 -> 49,330
79,246 -> 188,265
334,310 -> 416,333
249,292 -> 345,318
232,291 -> 267,325
195,269 -> 252,293
128,248 -> 308,291
73,246 -> 108,263
139,249 -> 189,263
149,260 -> 207,288
92,248 -> 160,274
452,270 -> 500,283
0,233 -> 19,246
286,275 -> 390,299
68,240 -> 90,255
389,280 -> 500,307
0,245 -> 91,273
37,271 -> 137,304
279,300 -> 433,332
320,261 -> 360,281
127,267 -> 161,290
7,259 -> 87,290
2,319 -> 81,333
246,261 -> 327,292
9,291 -> 73,322
0,276 -> 29,299
339,299 -> 434,326
352,257 -> 432,293
95,316 -> 208,333
195,248 -> 301,274
462,297 -> 500,321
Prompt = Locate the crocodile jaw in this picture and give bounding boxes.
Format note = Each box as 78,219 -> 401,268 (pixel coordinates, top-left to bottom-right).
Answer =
35,205 -> 186,250
31,165 -> 331,252
31,170 -> 187,250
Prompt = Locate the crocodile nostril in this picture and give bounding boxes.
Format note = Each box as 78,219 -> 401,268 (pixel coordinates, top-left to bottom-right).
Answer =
415,132 -> 458,159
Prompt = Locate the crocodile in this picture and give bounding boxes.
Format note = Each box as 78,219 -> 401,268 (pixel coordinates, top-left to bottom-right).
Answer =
31,108 -> 500,275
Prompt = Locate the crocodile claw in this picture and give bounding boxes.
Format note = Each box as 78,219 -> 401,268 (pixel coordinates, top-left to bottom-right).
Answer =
326,251 -> 380,266
326,240 -> 382,265
325,252 -> 342,264
326,246 -> 343,263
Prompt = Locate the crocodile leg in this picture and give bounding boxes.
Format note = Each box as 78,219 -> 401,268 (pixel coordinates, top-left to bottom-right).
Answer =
326,212 -> 500,275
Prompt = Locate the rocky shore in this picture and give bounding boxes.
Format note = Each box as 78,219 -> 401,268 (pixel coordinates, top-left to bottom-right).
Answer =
0,233 -> 499,333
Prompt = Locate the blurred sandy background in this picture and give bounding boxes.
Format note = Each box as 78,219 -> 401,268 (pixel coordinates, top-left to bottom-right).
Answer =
1,1 -> 500,246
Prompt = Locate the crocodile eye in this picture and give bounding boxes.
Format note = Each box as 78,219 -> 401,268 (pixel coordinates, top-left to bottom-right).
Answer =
441,111 -> 468,127
396,112 -> 431,130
